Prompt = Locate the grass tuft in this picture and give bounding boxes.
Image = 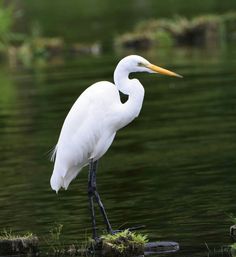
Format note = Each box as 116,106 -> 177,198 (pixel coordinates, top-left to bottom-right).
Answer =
228,214 -> 236,224
0,229 -> 34,240
231,243 -> 236,250
100,230 -> 148,257
115,12 -> 236,50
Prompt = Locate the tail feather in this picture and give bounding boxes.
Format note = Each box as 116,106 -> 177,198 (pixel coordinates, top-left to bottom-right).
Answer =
50,166 -> 82,193
50,171 -> 63,193
50,145 -> 58,162
62,166 -> 82,190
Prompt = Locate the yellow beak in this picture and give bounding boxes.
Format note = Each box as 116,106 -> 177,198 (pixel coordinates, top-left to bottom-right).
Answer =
147,63 -> 183,78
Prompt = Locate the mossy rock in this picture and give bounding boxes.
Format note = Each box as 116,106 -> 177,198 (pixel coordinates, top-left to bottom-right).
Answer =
0,237 -> 38,255
115,33 -> 154,50
115,12 -> 236,50
230,224 -> 236,241
91,231 -> 179,257
222,12 -> 236,40
231,243 -> 236,257
93,230 -> 148,257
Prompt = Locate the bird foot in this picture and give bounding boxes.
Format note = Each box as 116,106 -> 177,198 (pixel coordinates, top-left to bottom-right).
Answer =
94,236 -> 102,244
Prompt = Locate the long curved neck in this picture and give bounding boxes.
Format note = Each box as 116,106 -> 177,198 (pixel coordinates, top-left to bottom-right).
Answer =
114,66 -> 131,95
114,65 -> 145,128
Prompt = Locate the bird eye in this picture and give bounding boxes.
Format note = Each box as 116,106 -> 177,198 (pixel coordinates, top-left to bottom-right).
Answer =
137,62 -> 145,67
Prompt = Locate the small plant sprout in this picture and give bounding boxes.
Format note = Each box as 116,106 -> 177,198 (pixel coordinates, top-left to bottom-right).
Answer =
44,223 -> 64,254
99,230 -> 149,257
0,229 -> 34,240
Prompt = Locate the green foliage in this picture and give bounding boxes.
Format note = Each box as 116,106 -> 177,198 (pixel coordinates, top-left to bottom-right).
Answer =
222,12 -> 236,40
101,230 -> 148,245
44,223 -> 64,253
232,243 -> 236,250
0,229 -> 34,240
154,30 -> 173,47
228,214 -> 236,224
115,12 -> 236,50
101,230 -> 148,256
231,243 -> 236,257
49,223 -> 63,242
0,0 -> 14,49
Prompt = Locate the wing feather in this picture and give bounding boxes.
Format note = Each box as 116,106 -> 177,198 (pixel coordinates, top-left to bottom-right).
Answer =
50,81 -> 121,192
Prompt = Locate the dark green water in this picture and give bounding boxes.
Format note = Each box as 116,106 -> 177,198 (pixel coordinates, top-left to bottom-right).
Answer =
0,44 -> 236,256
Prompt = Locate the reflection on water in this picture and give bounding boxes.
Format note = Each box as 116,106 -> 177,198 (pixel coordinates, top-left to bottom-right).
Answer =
0,45 -> 236,256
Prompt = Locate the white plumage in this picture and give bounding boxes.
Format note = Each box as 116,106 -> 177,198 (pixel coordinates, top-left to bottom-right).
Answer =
50,55 -> 181,192
50,82 -> 121,191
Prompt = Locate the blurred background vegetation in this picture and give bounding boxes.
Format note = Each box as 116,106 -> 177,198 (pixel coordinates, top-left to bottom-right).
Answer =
21,0 -> 236,42
0,0 -> 235,63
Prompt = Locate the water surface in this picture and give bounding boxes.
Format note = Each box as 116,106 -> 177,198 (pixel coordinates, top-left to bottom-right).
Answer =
0,45 -> 236,256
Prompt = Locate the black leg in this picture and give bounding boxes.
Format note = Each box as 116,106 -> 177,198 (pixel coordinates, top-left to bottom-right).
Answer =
94,190 -> 112,233
88,159 -> 113,237
88,160 -> 145,238
88,160 -> 97,239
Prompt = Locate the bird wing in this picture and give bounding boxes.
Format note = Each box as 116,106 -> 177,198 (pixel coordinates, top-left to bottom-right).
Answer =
51,81 -> 121,191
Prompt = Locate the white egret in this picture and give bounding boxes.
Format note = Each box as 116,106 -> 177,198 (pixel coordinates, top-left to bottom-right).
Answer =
50,55 -> 182,239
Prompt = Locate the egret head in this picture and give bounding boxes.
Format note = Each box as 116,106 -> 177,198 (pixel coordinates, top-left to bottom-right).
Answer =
119,55 -> 182,78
